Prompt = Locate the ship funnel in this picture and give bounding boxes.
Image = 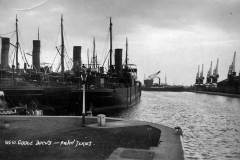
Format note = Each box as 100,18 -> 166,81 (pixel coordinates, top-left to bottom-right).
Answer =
73,46 -> 81,70
0,37 -> 10,69
32,40 -> 40,71
115,48 -> 122,73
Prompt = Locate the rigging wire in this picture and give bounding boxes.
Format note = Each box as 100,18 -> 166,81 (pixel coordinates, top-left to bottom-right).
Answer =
8,32 -> 17,66
63,28 -> 73,70
18,29 -> 29,65
10,49 -> 15,67
102,50 -> 110,67
50,24 -> 61,71
19,45 -> 29,65
64,48 -> 70,71
19,45 -> 26,65
100,28 -> 110,66
50,51 -> 58,68
16,0 -> 49,11
0,31 -> 15,37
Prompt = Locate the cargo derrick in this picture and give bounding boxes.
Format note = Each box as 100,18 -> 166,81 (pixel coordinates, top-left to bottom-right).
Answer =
218,51 -> 240,94
212,58 -> 219,84
228,51 -> 236,80
144,71 -> 161,87
199,64 -> 204,84
206,61 -> 213,84
195,65 -> 200,85
164,74 -> 167,86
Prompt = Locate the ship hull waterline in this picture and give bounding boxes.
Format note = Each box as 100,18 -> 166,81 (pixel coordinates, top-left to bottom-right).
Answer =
2,86 -> 141,115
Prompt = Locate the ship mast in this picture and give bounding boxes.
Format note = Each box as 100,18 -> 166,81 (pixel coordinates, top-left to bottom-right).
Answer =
165,74 -> 167,85
213,58 -> 219,76
87,48 -> 89,67
125,37 -> 128,65
196,65 -> 200,79
93,37 -> 96,68
109,17 -> 113,68
15,15 -> 19,70
206,61 -> 212,83
60,15 -> 65,73
232,51 -> 236,73
195,65 -> 200,84
212,58 -> 219,83
228,51 -> 236,78
38,27 -> 40,40
200,64 -> 204,78
199,64 -> 204,84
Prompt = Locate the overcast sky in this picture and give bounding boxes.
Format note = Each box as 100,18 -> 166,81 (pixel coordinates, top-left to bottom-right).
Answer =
0,0 -> 240,85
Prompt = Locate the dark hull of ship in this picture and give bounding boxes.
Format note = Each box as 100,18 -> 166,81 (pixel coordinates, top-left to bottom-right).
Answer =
1,85 -> 141,115
194,83 -> 240,94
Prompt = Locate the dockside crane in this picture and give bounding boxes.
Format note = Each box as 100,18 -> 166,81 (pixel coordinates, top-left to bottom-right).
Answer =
212,58 -> 219,83
164,73 -> 167,86
147,70 -> 161,79
144,70 -> 161,87
195,65 -> 200,84
228,51 -> 236,80
206,61 -> 213,84
199,64 -> 204,84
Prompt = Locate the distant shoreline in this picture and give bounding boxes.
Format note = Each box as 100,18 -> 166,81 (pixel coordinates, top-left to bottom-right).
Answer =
189,90 -> 240,98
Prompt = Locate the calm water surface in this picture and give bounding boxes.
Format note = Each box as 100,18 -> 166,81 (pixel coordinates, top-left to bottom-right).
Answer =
110,91 -> 240,160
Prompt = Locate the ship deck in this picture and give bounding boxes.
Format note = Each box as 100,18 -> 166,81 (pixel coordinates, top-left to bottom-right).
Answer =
0,116 -> 184,160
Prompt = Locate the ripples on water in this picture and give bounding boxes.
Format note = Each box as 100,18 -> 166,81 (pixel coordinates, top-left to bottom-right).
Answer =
110,91 -> 240,160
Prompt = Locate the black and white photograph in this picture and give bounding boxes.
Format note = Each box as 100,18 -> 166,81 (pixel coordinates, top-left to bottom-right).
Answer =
0,0 -> 240,159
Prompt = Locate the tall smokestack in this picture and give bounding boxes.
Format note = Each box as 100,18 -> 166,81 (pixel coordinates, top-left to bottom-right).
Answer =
32,40 -> 40,71
1,37 -> 10,69
73,46 -> 81,70
115,48 -> 122,73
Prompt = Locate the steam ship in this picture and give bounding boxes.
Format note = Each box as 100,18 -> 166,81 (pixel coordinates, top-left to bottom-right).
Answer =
142,71 -> 185,91
0,16 -> 141,115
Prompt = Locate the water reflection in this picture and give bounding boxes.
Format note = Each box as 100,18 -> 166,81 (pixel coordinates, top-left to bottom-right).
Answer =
110,91 -> 240,160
